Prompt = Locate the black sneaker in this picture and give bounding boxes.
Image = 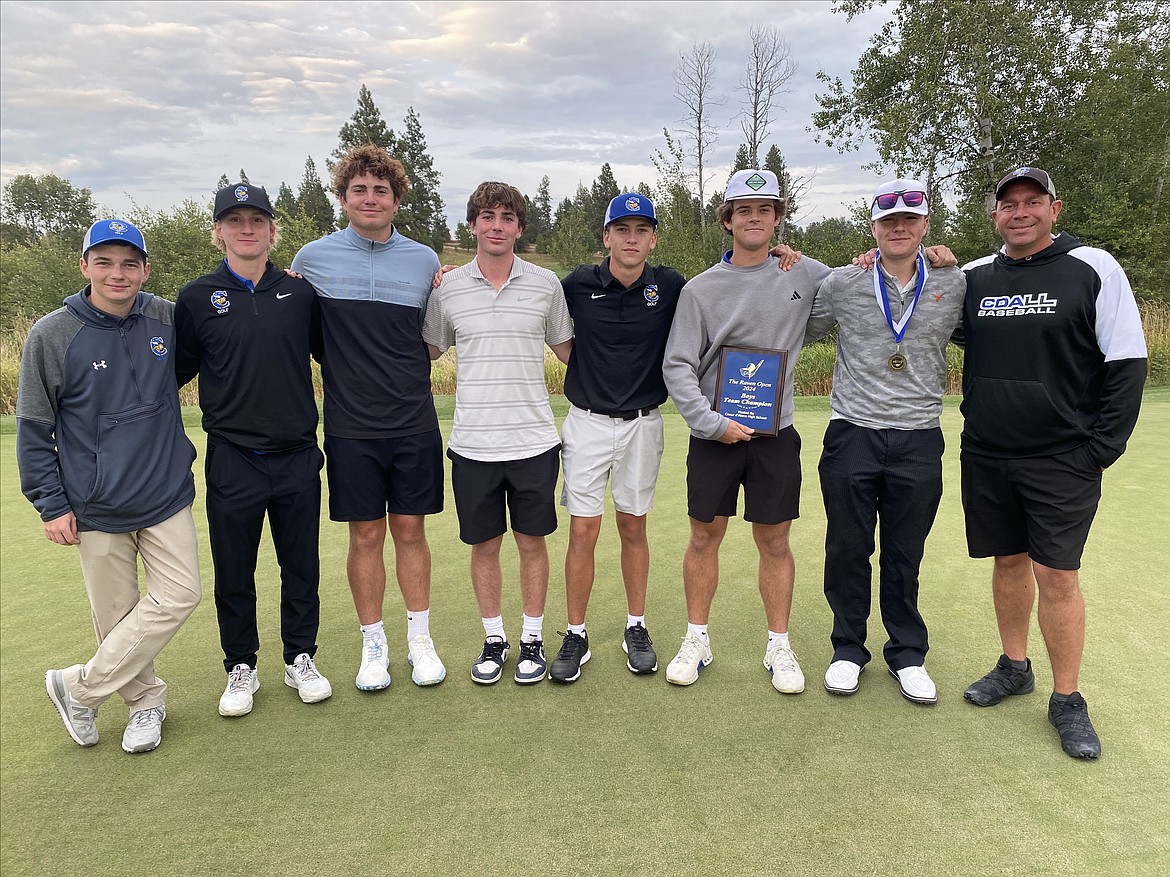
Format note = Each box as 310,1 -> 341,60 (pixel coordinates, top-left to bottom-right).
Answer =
514,639 -> 548,684
963,654 -> 1035,706
471,637 -> 510,685
1048,692 -> 1102,759
549,631 -> 591,683
623,624 -> 658,674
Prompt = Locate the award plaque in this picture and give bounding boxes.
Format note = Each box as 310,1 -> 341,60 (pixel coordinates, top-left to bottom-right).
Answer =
715,346 -> 786,436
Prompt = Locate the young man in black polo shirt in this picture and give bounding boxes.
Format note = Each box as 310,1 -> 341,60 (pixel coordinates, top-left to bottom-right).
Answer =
548,194 -> 686,683
175,183 -> 332,716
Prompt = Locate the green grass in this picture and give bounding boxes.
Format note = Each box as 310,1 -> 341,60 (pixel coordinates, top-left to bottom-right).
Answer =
2,391 -> 1168,876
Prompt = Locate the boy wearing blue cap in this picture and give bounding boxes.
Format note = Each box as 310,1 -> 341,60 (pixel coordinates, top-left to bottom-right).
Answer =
18,220 -> 202,753
547,193 -> 685,683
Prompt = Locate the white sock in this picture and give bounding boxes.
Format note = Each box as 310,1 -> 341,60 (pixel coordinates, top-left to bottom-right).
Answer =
568,622 -> 586,637
406,608 -> 430,639
768,630 -> 790,649
360,621 -> 385,641
521,614 -> 543,643
687,622 -> 709,641
627,614 -> 645,629
482,615 -> 506,641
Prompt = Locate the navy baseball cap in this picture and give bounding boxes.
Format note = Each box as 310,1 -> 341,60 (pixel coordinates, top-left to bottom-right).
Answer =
214,182 -> 275,220
82,219 -> 148,258
604,193 -> 657,228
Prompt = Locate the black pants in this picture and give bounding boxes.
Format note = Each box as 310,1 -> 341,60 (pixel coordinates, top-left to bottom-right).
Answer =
205,438 -> 324,671
818,421 -> 943,670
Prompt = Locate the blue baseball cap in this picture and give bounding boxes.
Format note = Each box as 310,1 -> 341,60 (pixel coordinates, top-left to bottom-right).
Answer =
82,219 -> 148,258
604,193 -> 657,228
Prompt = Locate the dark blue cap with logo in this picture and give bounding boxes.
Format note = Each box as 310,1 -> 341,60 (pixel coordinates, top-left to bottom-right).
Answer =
214,183 -> 275,220
604,193 -> 657,228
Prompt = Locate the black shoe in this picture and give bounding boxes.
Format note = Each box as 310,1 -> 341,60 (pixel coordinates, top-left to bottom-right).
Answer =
549,631 -> 591,683
963,654 -> 1035,706
1048,692 -> 1102,759
623,624 -> 658,674
471,637 -> 510,685
513,639 -> 548,684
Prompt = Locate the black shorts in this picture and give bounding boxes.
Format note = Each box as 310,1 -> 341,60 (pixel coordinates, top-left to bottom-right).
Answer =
961,445 -> 1102,570
324,430 -> 444,521
686,426 -> 802,524
448,446 -> 561,545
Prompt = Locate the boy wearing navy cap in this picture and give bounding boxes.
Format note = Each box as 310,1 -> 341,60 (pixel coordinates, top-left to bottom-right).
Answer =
176,183 -> 332,717
19,220 -> 202,753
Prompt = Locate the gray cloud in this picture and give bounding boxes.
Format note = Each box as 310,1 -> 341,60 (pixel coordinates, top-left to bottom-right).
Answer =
1,0 -> 893,226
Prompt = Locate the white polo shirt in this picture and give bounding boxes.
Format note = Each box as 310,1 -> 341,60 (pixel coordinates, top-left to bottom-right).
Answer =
422,255 -> 573,462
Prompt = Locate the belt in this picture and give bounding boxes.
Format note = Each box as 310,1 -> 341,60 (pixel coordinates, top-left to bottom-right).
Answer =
586,405 -> 658,421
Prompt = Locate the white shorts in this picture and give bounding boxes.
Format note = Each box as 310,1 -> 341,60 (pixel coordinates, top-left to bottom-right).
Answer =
560,404 -> 665,517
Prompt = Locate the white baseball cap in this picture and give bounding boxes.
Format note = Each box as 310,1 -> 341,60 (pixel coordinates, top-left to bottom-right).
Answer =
724,169 -> 782,202
870,178 -> 930,220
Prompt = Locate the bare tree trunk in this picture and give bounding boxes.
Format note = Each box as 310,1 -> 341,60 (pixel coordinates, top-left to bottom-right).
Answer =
738,25 -> 796,168
674,42 -> 725,229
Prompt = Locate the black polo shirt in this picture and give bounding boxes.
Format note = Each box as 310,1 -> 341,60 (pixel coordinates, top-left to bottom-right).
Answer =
562,258 -> 686,414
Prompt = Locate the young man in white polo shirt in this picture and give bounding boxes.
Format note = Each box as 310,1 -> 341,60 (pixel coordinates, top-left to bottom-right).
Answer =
422,181 -> 573,685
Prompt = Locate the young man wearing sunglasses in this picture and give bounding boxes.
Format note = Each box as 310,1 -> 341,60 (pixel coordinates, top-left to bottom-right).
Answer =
804,180 -> 965,704
959,167 -> 1146,758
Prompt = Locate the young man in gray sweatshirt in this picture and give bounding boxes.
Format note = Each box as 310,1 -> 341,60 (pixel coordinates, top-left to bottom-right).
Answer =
662,170 -> 831,693
804,179 -> 966,704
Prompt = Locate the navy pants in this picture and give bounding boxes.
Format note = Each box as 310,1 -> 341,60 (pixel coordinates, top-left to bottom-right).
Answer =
818,420 -> 944,670
205,438 -> 324,671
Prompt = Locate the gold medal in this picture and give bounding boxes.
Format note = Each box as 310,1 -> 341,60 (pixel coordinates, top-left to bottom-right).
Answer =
888,352 -> 908,372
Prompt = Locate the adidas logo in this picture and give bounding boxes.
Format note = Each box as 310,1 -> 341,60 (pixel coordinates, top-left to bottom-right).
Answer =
790,291 -> 801,301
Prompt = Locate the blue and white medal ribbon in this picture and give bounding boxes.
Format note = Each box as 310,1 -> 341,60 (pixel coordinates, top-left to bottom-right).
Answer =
873,249 -> 928,371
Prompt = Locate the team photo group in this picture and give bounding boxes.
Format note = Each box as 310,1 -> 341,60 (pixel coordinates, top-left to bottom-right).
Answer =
16,143 -> 1147,762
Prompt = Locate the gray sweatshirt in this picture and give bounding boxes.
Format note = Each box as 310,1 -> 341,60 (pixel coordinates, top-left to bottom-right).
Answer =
664,254 -> 831,440
805,257 -> 966,430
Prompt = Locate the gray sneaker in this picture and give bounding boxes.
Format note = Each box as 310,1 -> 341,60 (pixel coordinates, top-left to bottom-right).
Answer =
45,669 -> 98,747
122,706 -> 166,753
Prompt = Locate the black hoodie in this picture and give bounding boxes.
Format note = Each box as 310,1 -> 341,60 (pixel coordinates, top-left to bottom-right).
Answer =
960,232 -> 1147,467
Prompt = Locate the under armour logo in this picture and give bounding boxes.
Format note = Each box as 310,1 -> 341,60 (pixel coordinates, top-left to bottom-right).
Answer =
790,291 -> 801,301
92,360 -> 107,370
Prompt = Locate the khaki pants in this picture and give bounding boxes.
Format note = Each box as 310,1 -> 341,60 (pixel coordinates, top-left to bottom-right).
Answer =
64,505 -> 202,710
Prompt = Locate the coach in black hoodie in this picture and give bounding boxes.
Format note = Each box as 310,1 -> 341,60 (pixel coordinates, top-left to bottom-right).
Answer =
958,168 -> 1147,759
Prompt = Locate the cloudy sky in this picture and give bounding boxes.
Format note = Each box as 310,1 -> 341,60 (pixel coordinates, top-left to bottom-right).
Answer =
0,0 -> 894,230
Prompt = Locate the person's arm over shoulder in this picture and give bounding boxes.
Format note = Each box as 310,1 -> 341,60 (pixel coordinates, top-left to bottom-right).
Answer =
545,277 -> 574,347
1086,252 -> 1148,467
663,282 -> 725,440
15,321 -> 73,523
173,282 -> 203,387
421,278 -> 453,355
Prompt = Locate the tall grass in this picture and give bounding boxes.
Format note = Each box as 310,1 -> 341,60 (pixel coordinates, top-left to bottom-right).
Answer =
3,300 -> 1168,414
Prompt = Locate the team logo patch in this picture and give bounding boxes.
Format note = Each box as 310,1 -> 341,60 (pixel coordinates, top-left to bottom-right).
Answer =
745,173 -> 767,191
235,186 -> 250,202
1013,167 -> 1034,177
644,284 -> 659,306
150,336 -> 168,357
626,197 -> 642,212
978,292 -> 1058,317
211,290 -> 231,313
107,221 -> 128,235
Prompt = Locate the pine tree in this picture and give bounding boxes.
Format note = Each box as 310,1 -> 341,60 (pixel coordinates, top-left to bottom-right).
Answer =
329,84 -> 395,171
215,174 -> 230,193
392,106 -> 446,252
297,157 -> 336,235
763,144 -> 800,231
275,182 -> 299,218
533,176 -> 553,250
238,169 -> 250,185
588,163 -> 620,245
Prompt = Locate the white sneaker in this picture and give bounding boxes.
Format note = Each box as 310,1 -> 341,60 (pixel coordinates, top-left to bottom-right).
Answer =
891,665 -> 937,704
764,642 -> 805,694
356,637 -> 391,691
218,664 -> 259,717
666,632 -> 713,686
407,635 -> 447,686
122,706 -> 165,753
285,653 -> 333,704
824,660 -> 863,695
45,668 -> 98,746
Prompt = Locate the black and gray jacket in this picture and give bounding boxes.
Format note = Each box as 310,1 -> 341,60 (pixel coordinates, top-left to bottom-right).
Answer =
16,290 -> 196,532
960,232 -> 1147,466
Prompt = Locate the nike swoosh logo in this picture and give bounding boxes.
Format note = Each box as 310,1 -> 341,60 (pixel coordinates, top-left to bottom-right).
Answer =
591,293 -> 605,299
276,293 -> 292,300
